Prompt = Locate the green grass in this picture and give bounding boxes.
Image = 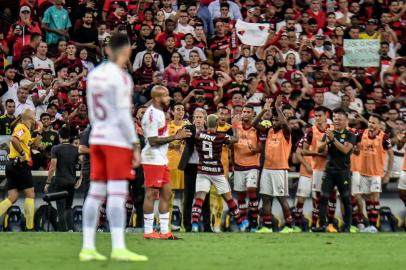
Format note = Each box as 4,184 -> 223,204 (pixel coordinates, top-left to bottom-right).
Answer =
1,233 -> 406,270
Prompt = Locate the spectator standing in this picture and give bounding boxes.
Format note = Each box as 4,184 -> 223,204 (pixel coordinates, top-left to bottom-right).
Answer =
41,0 -> 72,47
6,6 -> 42,64
73,10 -> 99,62
15,87 -> 35,116
45,126 -> 79,231
0,99 -> 16,135
32,42 -> 55,75
0,66 -> 19,106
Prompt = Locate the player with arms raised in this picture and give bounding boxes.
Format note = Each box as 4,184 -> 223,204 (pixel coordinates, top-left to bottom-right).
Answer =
191,114 -> 249,232
79,33 -> 148,262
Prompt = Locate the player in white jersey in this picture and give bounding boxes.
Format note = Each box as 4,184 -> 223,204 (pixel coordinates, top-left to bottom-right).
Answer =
141,85 -> 192,240
79,33 -> 147,262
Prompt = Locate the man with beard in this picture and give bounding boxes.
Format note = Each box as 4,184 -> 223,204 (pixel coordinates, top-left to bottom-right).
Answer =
141,85 -> 191,240
32,113 -> 59,169
233,105 -> 261,231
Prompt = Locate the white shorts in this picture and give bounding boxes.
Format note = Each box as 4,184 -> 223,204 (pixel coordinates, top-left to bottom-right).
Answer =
360,175 -> 382,194
233,169 -> 259,192
196,173 -> 231,195
259,169 -> 289,197
351,171 -> 361,195
296,176 -> 312,198
312,170 -> 324,192
398,171 -> 406,191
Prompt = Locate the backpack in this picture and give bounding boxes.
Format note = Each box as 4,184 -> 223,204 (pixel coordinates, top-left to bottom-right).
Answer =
171,205 -> 182,231
72,205 -> 83,232
3,206 -> 25,232
379,206 -> 398,232
34,204 -> 58,232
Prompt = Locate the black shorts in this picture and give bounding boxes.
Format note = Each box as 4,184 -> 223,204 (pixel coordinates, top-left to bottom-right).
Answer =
5,161 -> 33,191
321,170 -> 351,198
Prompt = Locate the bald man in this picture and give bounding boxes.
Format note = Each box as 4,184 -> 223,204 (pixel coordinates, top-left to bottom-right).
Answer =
141,85 -> 192,240
0,109 -> 43,231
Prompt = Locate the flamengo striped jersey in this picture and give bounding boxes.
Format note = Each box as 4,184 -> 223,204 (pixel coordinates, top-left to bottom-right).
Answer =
195,130 -> 230,175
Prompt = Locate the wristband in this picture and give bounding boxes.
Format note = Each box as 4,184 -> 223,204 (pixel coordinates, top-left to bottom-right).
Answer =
232,124 -> 242,129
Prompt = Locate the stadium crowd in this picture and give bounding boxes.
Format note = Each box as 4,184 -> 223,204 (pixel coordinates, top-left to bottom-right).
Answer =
0,0 -> 405,234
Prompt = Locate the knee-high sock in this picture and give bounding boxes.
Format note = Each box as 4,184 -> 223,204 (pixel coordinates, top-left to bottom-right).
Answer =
366,200 -> 373,225
106,181 -> 128,250
327,192 -> 337,224
248,189 -> 259,226
295,201 -> 304,225
312,192 -> 321,227
369,200 -> 380,227
82,182 -> 107,250
226,198 -> 242,225
159,212 -> 170,234
0,199 -> 12,218
237,192 -> 247,221
351,196 -> 363,224
24,198 -> 35,230
263,212 -> 273,228
192,198 -> 204,224
318,196 -> 329,227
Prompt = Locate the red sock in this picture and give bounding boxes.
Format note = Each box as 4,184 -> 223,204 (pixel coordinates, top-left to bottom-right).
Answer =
366,200 -> 373,225
327,192 -> 337,224
369,200 -> 380,227
192,198 -> 204,224
312,192 -> 321,227
263,212 -> 272,228
248,189 -> 259,226
226,199 -> 242,225
237,192 -> 247,221
295,201 -> 304,225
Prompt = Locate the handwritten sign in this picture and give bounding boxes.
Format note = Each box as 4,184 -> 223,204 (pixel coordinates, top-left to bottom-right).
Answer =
343,39 -> 380,67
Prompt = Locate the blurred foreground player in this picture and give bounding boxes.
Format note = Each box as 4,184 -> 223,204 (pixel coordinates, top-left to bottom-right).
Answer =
79,33 -> 148,262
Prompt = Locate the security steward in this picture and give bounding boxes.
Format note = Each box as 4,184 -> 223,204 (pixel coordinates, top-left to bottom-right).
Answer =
315,108 -> 356,233
0,109 -> 43,230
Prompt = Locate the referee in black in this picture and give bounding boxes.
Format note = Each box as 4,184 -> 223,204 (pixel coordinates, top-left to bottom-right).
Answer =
45,126 -> 79,231
315,109 -> 356,233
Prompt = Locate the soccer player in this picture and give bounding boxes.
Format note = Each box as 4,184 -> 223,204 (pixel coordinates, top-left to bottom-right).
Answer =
191,114 -> 249,232
167,102 -> 189,230
255,96 -> 294,233
79,33 -> 148,262
357,115 -> 394,233
399,148 -> 406,208
0,109 -> 42,231
212,106 -> 233,232
315,109 -> 355,233
350,129 -> 364,229
303,106 -> 338,232
233,105 -> 261,231
142,85 -> 192,240
294,137 -> 313,232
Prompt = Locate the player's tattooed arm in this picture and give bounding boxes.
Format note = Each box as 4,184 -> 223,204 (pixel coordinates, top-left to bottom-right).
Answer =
275,95 -> 290,132
148,128 -> 192,146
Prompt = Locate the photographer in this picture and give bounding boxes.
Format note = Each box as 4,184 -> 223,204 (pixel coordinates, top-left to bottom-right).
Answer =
45,126 -> 79,231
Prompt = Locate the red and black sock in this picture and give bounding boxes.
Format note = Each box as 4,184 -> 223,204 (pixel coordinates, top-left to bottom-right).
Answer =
327,192 -> 337,224
295,201 -> 304,225
283,209 -> 293,228
263,212 -> 273,228
192,198 -> 204,224
369,200 -> 380,227
237,192 -> 247,221
366,200 -> 372,225
226,199 -> 242,225
247,189 -> 259,226
312,192 -> 321,227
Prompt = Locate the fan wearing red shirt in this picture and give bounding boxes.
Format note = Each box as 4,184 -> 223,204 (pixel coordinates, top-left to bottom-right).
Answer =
155,19 -> 183,49
306,0 -> 326,29
57,43 -> 84,76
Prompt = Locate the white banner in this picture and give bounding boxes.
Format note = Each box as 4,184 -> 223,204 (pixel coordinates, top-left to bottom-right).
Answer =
235,20 -> 270,47
343,39 -> 380,67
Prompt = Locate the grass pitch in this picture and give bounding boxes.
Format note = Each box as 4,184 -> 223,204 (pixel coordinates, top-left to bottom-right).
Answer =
0,232 -> 405,270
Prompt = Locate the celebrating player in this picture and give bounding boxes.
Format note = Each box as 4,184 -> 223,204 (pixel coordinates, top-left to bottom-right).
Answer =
142,85 -> 192,240
79,33 -> 148,262
233,105 -> 261,231
191,114 -> 249,232
303,106 -> 338,232
357,115 -> 394,233
255,96 -> 294,233
294,137 -> 313,232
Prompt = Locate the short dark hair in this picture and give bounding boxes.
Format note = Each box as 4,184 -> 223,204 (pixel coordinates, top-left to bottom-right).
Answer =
369,113 -> 383,122
315,106 -> 328,113
108,32 -> 130,52
172,102 -> 184,110
5,99 -> 15,106
333,108 -> 348,117
243,104 -> 254,111
40,113 -> 51,120
30,33 -> 41,42
58,126 -> 71,140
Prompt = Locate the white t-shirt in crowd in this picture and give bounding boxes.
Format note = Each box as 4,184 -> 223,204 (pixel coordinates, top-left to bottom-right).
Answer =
32,56 -> 55,75
141,105 -> 169,165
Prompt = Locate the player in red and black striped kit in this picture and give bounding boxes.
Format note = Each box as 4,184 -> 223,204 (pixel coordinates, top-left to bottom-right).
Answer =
191,114 -> 249,232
